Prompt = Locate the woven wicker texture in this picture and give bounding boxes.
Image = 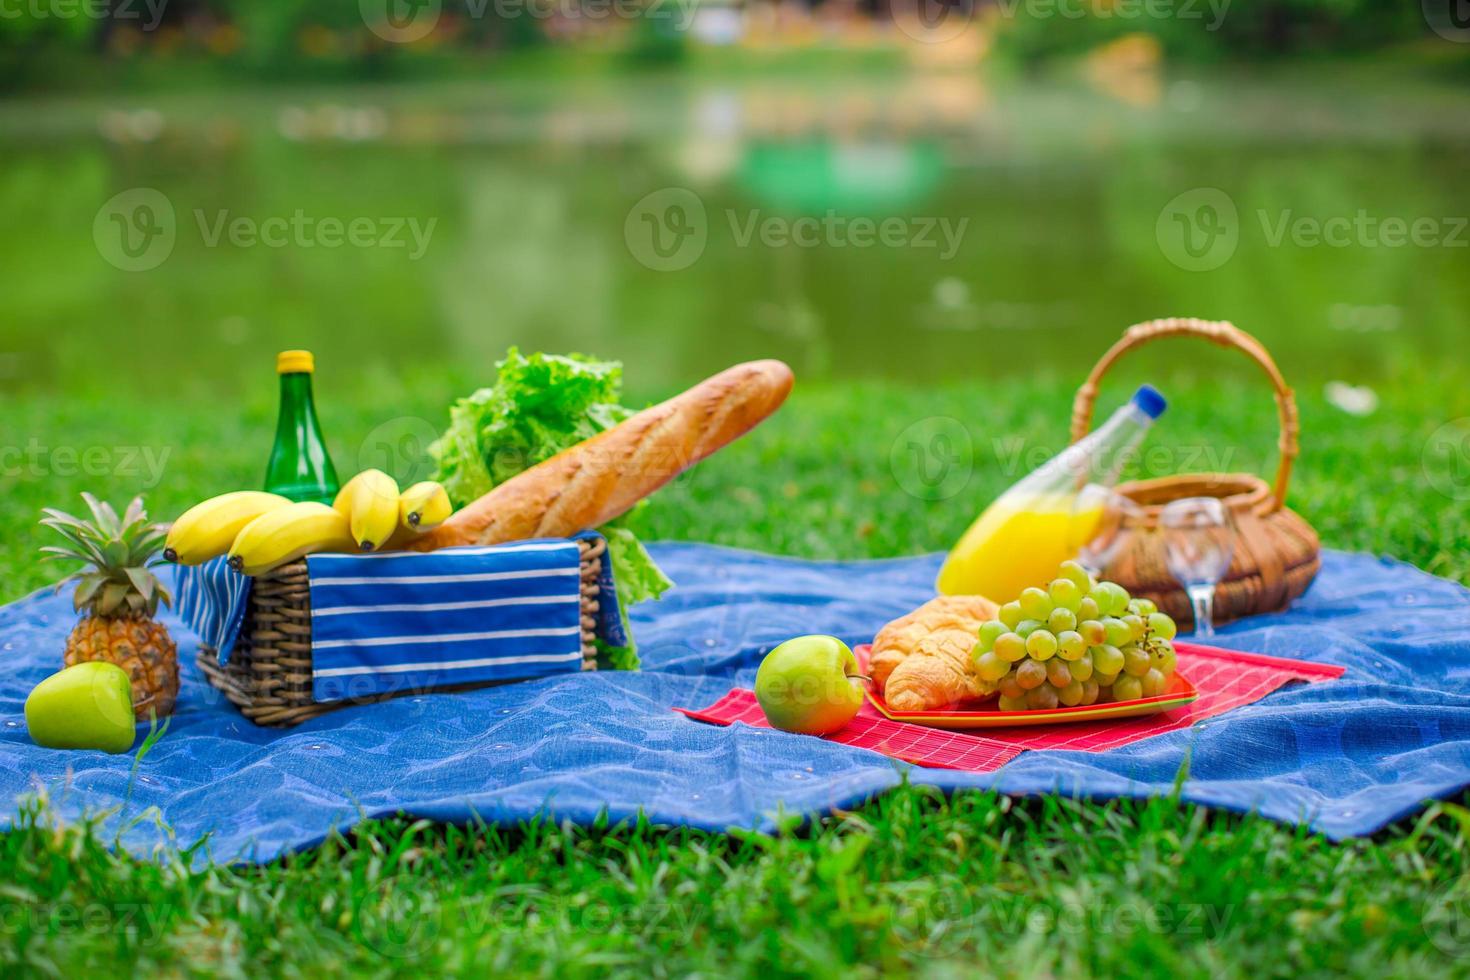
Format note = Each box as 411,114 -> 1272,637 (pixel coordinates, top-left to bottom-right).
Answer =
1069,318 -> 1321,627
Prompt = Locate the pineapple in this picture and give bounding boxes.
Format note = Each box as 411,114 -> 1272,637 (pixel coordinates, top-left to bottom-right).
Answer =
40,494 -> 179,718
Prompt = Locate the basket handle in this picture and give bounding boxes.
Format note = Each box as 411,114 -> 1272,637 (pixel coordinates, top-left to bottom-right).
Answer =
1069,317 -> 1300,512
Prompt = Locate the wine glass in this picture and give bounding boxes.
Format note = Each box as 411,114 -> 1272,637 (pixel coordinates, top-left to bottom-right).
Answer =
1160,497 -> 1236,638
1069,484 -> 1142,578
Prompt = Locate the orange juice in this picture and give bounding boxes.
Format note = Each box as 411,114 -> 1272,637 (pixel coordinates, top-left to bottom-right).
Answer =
937,493 -> 1103,603
936,385 -> 1166,602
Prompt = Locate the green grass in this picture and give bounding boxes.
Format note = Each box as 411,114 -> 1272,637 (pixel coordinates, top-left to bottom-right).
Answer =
6,791 -> 1470,976
3,369 -> 1470,974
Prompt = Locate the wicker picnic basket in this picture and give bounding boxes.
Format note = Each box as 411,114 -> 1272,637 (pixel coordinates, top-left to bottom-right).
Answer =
196,536 -> 606,727
1069,318 -> 1321,628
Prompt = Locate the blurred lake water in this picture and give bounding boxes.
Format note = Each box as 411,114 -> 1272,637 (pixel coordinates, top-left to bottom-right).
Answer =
1,67 -> 1467,398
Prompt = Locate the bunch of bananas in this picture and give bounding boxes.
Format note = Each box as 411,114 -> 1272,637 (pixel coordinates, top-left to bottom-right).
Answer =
163,471 -> 454,576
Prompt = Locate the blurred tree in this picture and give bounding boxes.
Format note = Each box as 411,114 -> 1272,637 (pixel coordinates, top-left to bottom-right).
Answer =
623,2 -> 689,66
991,0 -> 1429,64
0,0 -> 95,87
0,0 -> 555,88
0,0 -> 1449,91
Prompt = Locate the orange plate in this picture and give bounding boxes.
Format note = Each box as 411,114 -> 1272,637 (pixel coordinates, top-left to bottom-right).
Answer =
854,644 -> 1198,729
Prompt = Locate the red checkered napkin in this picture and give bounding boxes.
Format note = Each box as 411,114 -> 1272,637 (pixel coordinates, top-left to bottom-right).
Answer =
675,691 -> 1023,771
675,642 -> 1345,773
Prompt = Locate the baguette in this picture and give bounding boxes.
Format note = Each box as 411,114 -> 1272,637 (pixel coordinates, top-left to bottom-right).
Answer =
409,359 -> 794,550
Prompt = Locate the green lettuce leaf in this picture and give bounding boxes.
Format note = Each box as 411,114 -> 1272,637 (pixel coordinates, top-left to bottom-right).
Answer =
601,524 -> 674,608
596,524 -> 675,669
431,390 -> 497,507
429,349 -> 671,668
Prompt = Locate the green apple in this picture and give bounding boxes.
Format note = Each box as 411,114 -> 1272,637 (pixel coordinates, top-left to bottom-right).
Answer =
24,662 -> 137,754
754,635 -> 866,735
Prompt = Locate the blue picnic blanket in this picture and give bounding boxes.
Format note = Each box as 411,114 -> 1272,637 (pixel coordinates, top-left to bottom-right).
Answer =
1,544 -> 1468,863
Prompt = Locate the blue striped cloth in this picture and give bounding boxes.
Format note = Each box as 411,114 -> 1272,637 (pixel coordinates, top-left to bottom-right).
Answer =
307,540 -> 587,702
174,533 -> 624,705
174,555 -> 253,659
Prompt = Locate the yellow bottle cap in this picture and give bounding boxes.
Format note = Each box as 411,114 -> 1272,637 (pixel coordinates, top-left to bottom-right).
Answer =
277,350 -> 315,375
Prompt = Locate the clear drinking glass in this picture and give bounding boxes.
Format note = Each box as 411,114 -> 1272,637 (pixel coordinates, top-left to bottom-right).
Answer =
1069,484 -> 1142,578
1160,497 -> 1236,638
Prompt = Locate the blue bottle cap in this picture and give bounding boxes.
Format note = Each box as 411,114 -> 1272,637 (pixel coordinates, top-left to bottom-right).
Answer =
1131,384 -> 1167,420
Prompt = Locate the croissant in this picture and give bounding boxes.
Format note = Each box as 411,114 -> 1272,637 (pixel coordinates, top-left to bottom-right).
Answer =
872,594 -> 999,711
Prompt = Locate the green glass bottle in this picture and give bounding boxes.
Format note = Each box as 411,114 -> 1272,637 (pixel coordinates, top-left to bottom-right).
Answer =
264,349 -> 340,504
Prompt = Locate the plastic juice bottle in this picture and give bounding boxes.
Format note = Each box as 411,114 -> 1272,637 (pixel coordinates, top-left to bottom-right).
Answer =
936,385 -> 1167,602
264,350 -> 340,505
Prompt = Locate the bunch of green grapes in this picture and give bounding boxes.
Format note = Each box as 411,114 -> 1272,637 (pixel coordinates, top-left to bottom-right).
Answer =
971,561 -> 1180,711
